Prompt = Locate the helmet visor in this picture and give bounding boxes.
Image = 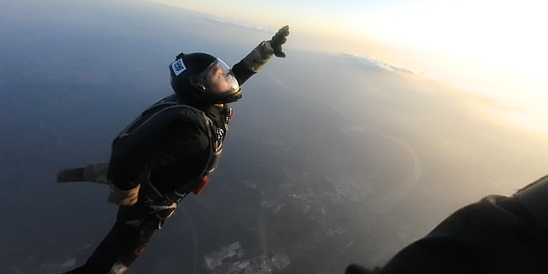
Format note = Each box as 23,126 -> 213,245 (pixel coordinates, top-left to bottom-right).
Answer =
200,58 -> 240,94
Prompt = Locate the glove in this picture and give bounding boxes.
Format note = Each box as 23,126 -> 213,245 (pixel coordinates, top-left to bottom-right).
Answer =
107,184 -> 140,206
269,25 -> 290,58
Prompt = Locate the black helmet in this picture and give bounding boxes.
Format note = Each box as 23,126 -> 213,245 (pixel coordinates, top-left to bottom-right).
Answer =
169,52 -> 242,104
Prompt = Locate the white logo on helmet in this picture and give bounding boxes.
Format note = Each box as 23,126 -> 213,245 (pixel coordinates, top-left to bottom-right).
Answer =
171,59 -> 186,76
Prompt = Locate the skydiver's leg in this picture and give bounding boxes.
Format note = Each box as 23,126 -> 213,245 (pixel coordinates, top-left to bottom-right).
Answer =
62,221 -> 156,274
62,202 -> 159,274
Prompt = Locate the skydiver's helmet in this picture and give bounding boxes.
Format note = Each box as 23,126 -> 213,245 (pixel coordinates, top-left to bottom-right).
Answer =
169,52 -> 242,104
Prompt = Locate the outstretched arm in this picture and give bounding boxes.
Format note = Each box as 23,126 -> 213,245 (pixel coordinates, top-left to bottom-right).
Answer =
232,25 -> 290,85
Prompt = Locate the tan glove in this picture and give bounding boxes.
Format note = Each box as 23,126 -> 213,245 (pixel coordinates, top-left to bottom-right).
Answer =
107,184 -> 140,206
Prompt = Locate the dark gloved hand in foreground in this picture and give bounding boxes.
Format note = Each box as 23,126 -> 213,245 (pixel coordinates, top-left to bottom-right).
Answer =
345,174 -> 548,274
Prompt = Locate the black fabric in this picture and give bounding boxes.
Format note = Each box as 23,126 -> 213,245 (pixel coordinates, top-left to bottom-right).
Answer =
109,61 -> 250,191
231,61 -> 255,86
109,103 -> 233,194
148,119 -> 211,193
345,264 -> 376,274
352,195 -> 548,274
62,203 -> 160,274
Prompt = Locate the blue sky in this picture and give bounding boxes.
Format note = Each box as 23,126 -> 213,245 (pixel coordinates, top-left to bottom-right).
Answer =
153,0 -> 547,131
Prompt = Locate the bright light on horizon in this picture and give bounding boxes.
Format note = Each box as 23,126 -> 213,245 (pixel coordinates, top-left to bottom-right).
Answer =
343,0 -> 548,132
147,0 -> 548,134
347,0 -> 547,77
148,0 -> 547,85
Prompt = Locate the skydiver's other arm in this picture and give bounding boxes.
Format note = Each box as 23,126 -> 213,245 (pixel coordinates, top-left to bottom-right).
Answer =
56,161 -> 148,206
231,25 -> 290,85
56,120 -> 209,204
347,174 -> 548,274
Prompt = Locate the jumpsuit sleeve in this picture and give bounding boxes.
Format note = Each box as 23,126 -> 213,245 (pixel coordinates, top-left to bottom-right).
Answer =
231,61 -> 256,86
232,40 -> 279,86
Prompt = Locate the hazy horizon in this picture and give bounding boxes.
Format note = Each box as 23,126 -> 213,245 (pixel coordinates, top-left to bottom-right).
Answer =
148,0 -> 548,136
1,0 -> 547,273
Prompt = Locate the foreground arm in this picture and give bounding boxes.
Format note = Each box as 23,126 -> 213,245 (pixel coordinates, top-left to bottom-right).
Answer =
348,175 -> 548,274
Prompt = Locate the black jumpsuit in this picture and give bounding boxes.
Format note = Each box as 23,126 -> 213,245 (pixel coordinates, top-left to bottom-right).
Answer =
64,61 -> 255,274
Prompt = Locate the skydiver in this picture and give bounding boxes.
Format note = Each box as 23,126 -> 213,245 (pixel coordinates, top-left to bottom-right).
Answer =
56,25 -> 290,274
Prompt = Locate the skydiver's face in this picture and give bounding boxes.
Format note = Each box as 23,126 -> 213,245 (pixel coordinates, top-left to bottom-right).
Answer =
205,64 -> 232,94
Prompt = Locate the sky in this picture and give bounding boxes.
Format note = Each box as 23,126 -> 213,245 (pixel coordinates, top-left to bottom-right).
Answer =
2,1 -> 548,272
149,0 -> 548,133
